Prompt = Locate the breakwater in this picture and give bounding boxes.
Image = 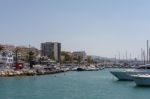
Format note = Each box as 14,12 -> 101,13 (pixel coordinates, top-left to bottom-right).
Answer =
0,69 -> 66,77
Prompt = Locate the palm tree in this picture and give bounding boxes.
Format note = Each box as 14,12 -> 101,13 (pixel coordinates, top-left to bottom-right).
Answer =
28,51 -> 35,69
14,48 -> 19,69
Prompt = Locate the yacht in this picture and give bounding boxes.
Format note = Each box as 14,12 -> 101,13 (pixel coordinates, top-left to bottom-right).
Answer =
110,64 -> 150,81
132,74 -> 150,86
85,65 -> 99,71
110,69 -> 134,81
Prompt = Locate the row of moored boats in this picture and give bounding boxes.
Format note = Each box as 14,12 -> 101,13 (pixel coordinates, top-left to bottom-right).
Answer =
111,64 -> 150,86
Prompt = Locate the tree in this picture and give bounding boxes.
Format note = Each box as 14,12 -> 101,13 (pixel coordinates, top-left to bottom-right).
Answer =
28,51 -> 35,69
14,48 -> 20,69
61,52 -> 72,63
0,45 -> 4,51
87,56 -> 93,64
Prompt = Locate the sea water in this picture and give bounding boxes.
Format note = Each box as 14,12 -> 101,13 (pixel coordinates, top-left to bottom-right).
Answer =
0,69 -> 150,99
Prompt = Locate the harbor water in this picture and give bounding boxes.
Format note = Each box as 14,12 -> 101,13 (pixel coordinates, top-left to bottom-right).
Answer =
0,69 -> 150,99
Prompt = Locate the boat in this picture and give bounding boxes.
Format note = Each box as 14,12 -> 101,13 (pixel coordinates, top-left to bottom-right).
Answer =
110,70 -> 133,81
85,65 -> 99,71
132,74 -> 150,86
110,64 -> 150,81
77,67 -> 85,71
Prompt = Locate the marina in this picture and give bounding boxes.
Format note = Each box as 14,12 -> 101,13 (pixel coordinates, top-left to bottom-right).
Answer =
1,0 -> 150,98
0,64 -> 104,77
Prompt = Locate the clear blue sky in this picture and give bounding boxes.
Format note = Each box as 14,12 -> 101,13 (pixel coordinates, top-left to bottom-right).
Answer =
0,0 -> 150,58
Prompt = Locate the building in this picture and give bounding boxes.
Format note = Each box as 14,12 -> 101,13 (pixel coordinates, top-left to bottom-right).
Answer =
72,51 -> 86,62
0,50 -> 14,68
16,46 -> 40,62
41,42 -> 61,62
4,45 -> 15,51
0,44 -> 15,51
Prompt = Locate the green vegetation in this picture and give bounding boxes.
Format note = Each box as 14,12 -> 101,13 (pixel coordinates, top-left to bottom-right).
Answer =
61,51 -> 72,63
0,45 -> 4,51
28,51 -> 35,68
87,56 -> 93,64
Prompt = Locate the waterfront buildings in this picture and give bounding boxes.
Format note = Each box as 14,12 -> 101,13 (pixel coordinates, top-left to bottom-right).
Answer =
41,42 -> 61,62
2,44 -> 15,51
0,50 -> 14,68
72,51 -> 86,62
16,46 -> 39,62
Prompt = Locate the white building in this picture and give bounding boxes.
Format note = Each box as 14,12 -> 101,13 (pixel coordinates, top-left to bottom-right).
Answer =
0,50 -> 14,68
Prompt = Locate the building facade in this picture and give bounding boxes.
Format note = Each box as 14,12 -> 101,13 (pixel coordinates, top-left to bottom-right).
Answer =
41,42 -> 61,62
72,51 -> 87,62
0,50 -> 14,68
16,46 -> 40,62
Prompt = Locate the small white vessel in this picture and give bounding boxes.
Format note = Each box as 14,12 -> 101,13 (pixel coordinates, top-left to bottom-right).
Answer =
110,64 -> 150,81
132,74 -> 150,86
86,65 -> 99,71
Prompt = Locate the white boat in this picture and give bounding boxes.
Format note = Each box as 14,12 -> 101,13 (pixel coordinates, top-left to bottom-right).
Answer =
110,64 -> 150,81
86,65 -> 99,71
110,69 -> 134,81
132,74 -> 150,86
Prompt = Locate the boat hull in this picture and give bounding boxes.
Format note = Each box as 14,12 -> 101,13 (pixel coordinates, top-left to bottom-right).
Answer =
111,71 -> 133,81
132,76 -> 150,86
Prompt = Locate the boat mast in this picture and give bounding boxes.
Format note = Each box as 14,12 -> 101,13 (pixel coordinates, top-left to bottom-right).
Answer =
149,48 -> 150,64
141,48 -> 143,64
118,52 -> 120,62
143,50 -> 146,65
130,53 -> 131,61
147,40 -> 149,64
126,51 -> 128,62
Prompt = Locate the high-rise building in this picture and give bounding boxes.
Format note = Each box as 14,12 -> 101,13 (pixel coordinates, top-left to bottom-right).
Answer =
41,42 -> 61,62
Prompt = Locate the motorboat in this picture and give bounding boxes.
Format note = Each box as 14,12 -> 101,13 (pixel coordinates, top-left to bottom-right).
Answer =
110,69 -> 134,81
77,67 -> 85,71
110,64 -> 150,81
85,65 -> 99,71
132,74 -> 150,86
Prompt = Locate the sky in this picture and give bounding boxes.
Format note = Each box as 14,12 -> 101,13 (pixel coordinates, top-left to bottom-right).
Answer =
0,0 -> 150,59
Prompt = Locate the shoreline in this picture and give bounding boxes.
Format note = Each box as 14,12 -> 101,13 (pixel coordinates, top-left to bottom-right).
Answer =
0,66 -> 136,77
0,69 -> 67,77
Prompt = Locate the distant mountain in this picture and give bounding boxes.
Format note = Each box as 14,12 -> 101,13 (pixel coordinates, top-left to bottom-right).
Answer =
89,55 -> 107,59
89,55 -> 116,61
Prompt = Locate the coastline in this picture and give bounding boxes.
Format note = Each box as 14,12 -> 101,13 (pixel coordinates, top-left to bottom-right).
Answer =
0,69 -> 66,77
